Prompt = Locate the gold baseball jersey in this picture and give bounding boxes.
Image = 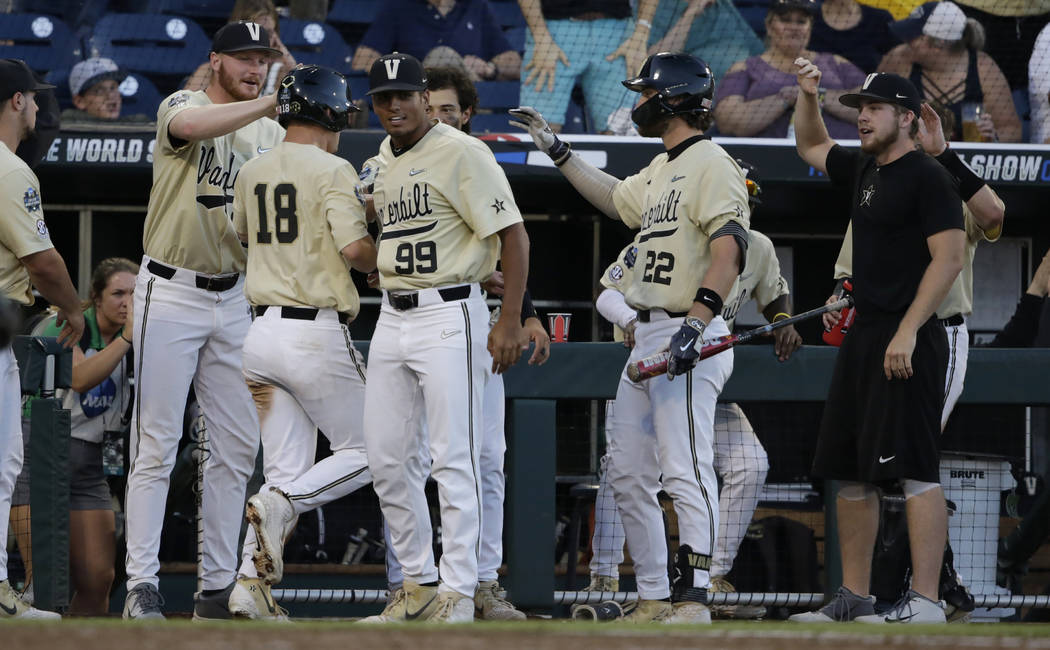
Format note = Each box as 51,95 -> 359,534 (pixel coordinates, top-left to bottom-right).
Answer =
611,139 -> 750,313
722,231 -> 788,330
600,240 -> 641,292
0,141 -> 53,304
232,142 -> 371,317
143,90 -> 284,275
833,204 -> 995,318
372,122 -> 522,291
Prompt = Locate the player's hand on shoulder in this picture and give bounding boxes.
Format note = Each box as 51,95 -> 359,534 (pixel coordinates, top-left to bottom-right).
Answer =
794,57 -> 821,95
55,308 -> 85,348
773,324 -> 802,362
524,316 -> 551,366
488,315 -> 528,374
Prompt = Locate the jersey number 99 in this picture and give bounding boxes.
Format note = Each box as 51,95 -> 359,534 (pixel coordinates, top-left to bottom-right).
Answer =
394,241 -> 437,274
254,183 -> 299,244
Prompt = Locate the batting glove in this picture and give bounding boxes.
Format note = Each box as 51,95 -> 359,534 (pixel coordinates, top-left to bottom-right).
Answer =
508,106 -> 571,165
667,317 -> 706,380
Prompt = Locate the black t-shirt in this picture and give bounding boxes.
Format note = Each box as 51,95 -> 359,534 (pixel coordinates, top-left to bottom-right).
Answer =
541,0 -> 631,21
809,4 -> 897,74
825,145 -> 963,316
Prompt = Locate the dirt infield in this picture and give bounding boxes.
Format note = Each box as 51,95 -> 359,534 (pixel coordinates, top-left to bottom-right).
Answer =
5,621 -> 1050,650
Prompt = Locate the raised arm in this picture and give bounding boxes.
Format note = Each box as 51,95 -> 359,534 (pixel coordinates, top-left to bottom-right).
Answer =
649,0 -> 715,55
169,92 -> 277,143
793,57 -> 836,174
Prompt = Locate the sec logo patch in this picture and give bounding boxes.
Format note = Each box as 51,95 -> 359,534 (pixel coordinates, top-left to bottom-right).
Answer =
608,264 -> 624,282
35,219 -> 49,239
23,187 -> 40,213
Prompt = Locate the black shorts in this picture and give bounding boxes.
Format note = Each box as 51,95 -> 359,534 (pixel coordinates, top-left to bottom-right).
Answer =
13,416 -> 113,511
813,313 -> 947,484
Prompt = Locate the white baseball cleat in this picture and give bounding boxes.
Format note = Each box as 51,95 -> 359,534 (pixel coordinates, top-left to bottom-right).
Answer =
359,580 -> 436,623
856,590 -> 946,624
246,488 -> 296,585
229,577 -> 291,622
617,599 -> 673,623
667,601 -> 712,624
0,580 -> 60,620
430,592 -> 474,623
122,583 -> 165,620
474,580 -> 526,620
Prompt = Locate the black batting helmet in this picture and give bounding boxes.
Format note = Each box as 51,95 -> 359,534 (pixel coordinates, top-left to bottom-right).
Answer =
277,64 -> 358,132
622,52 -> 714,129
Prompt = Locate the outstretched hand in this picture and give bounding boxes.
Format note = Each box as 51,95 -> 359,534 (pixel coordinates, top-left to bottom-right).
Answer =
508,106 -> 558,153
918,103 -> 947,155
794,57 -> 821,96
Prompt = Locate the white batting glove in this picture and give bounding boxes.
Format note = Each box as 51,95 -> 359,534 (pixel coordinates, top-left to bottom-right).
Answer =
509,106 -> 571,164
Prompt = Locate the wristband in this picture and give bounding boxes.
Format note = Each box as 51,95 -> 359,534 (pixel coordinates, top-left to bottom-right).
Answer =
935,147 -> 984,201
549,139 -> 572,166
119,328 -> 132,344
694,287 -> 723,316
772,312 -> 790,323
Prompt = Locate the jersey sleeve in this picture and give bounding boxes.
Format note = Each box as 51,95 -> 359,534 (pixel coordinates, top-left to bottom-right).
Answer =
156,90 -> 208,154
0,168 -> 53,259
824,144 -> 862,188
749,235 -> 789,310
446,139 -> 522,239
919,162 -> 965,237
611,164 -> 652,229
326,162 -> 371,250
231,170 -> 248,237
599,242 -> 638,291
834,221 -> 853,279
690,153 -> 750,235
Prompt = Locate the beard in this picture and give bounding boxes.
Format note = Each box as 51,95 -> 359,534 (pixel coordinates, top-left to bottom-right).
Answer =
860,123 -> 901,154
215,62 -> 260,101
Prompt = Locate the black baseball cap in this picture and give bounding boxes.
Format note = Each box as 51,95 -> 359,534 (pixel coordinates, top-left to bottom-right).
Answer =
769,0 -> 819,16
0,59 -> 55,102
212,21 -> 281,57
367,53 -> 427,96
839,72 -> 921,115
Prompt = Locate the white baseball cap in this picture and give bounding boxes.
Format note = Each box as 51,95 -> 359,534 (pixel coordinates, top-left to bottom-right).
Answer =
69,57 -> 127,96
890,1 -> 967,42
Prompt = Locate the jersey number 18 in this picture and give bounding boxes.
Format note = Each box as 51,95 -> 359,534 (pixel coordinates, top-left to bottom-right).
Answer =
254,183 -> 299,244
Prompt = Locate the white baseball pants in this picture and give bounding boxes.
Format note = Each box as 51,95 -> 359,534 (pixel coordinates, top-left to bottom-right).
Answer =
364,288 -> 489,598
942,321 -> 968,430
0,346 -> 22,582
237,307 -> 372,579
125,258 -> 260,591
606,312 -> 732,600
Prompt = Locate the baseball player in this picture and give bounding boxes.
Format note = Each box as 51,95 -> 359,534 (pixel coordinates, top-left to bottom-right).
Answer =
0,58 -> 81,620
512,52 -> 750,623
122,22 -> 284,620
221,64 -> 377,621
360,52 -> 530,624
826,101 -> 1005,622
589,174 -> 800,620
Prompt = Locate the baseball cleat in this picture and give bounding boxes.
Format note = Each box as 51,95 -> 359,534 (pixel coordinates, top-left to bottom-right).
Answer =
788,585 -> 874,622
229,577 -> 291,622
0,580 -> 60,620
617,599 -> 673,623
708,575 -> 765,620
474,580 -> 526,620
430,592 -> 475,623
856,590 -> 946,624
584,574 -> 619,594
668,601 -> 712,624
122,583 -> 165,620
359,580 -> 437,623
192,582 -> 236,621
246,488 -> 296,585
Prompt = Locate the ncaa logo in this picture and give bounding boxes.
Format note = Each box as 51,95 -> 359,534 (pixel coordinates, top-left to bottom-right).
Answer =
384,58 -> 401,80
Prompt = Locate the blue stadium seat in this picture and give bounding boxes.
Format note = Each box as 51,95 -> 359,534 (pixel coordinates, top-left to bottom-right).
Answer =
118,72 -> 163,118
476,80 -> 520,110
43,67 -> 74,111
469,112 -> 514,134
328,0 -> 380,27
505,26 -> 527,53
347,72 -> 371,104
88,13 -> 210,87
735,0 -> 770,39
490,0 -> 525,29
279,18 -> 354,71
0,13 -> 80,75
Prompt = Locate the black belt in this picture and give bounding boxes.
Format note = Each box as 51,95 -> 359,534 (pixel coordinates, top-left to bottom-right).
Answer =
255,305 -> 352,326
387,285 -> 472,311
940,314 -> 964,327
637,308 -> 688,323
147,260 -> 239,292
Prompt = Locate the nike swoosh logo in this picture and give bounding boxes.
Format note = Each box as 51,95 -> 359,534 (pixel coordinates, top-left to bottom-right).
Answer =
257,146 -> 271,154
879,455 -> 895,463
409,168 -> 425,176
405,594 -> 437,620
257,585 -> 276,615
679,342 -> 693,352
671,175 -> 686,182
441,329 -> 460,339
895,93 -> 908,99
0,599 -> 17,615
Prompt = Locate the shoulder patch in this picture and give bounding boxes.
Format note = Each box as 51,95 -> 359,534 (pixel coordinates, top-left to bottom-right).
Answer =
608,264 -> 624,283
168,92 -> 189,108
23,187 -> 40,213
35,219 -> 49,239
624,245 -> 637,268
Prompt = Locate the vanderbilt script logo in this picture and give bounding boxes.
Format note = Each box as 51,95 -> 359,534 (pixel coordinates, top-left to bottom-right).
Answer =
380,182 -> 433,227
640,189 -> 682,231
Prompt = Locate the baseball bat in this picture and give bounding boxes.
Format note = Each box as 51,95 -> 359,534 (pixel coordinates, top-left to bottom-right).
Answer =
626,295 -> 855,383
